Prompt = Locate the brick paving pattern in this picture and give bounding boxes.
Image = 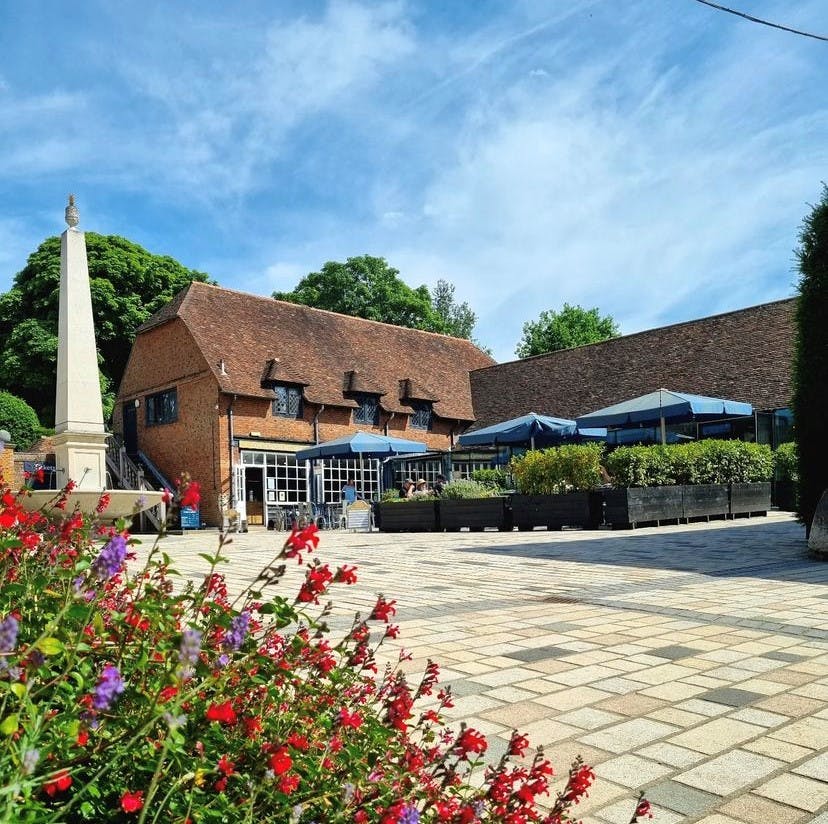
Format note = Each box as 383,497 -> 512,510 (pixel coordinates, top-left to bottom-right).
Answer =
138,513 -> 828,823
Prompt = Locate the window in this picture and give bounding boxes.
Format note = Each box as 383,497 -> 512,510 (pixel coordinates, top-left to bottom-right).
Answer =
145,388 -> 177,425
353,394 -> 379,425
410,401 -> 433,430
272,385 -> 303,419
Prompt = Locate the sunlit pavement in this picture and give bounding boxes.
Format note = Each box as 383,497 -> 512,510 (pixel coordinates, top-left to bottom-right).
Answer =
139,513 -> 828,823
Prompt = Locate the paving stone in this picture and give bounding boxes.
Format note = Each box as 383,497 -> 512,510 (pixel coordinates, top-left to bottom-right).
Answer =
649,644 -> 704,660
754,694 -> 824,716
728,707 -> 788,727
674,750 -> 783,795
792,750 -> 828,781
595,694 -> 667,716
754,773 -> 828,812
593,753 -> 673,787
644,780 -> 719,816
693,816 -> 743,824
742,736 -> 815,762
595,800 -> 685,824
535,686 -> 613,711
555,707 -> 624,730
505,644 -> 574,662
676,698 -> 731,717
580,719 -> 677,753
700,687 -> 765,707
719,794 -> 808,824
669,717 -> 764,755
638,742 -> 706,768
769,717 -> 828,749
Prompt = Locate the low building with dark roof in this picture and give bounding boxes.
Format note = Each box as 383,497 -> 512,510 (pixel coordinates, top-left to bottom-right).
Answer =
470,298 -> 796,441
114,282 -> 494,526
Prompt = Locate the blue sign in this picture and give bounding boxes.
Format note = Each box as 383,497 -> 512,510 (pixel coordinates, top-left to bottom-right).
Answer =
180,505 -> 200,529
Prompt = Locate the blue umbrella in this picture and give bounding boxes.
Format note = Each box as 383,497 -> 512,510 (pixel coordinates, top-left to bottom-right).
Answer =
297,432 -> 428,500
458,413 -> 578,449
575,389 -> 753,445
296,431 -> 428,461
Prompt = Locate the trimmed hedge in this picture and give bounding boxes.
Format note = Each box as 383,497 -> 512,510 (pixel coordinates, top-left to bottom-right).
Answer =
439,478 -> 496,499
470,467 -> 511,491
0,391 -> 41,450
510,443 -> 604,495
774,441 -> 798,482
605,440 -> 773,488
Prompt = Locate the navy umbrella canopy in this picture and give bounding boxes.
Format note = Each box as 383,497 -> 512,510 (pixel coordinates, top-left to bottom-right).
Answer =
296,431 -> 428,461
575,389 -> 753,445
458,413 -> 578,449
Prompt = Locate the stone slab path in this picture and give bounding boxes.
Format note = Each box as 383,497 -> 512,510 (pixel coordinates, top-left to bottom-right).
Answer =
137,513 -> 828,823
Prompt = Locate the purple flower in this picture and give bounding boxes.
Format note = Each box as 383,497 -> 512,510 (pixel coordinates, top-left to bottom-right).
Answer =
399,806 -> 420,824
22,748 -> 39,775
93,664 -> 124,711
91,535 -> 127,580
223,612 -> 250,652
0,615 -> 18,653
177,629 -> 202,678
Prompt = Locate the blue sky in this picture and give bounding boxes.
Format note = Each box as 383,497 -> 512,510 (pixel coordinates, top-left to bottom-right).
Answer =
2,1 -> 826,362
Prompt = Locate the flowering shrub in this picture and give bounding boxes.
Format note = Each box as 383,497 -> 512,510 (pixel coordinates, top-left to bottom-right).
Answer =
0,476 -> 650,823
438,479 -> 496,499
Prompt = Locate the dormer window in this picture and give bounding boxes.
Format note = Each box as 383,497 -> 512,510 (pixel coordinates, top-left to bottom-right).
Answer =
273,385 -> 303,419
353,393 -> 380,426
410,401 -> 433,430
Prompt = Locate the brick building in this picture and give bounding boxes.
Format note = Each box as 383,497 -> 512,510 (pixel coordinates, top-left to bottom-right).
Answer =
114,282 -> 494,526
469,298 -> 796,444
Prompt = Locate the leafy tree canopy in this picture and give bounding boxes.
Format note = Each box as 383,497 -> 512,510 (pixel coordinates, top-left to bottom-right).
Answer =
273,257 -> 482,343
792,184 -> 828,534
0,390 -> 41,450
0,233 -> 211,425
516,303 -> 619,358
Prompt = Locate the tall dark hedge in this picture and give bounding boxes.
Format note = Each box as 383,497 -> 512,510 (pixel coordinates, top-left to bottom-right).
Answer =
792,185 -> 828,535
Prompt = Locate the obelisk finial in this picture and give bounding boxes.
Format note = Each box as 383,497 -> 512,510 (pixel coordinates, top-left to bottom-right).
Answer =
65,194 -> 79,228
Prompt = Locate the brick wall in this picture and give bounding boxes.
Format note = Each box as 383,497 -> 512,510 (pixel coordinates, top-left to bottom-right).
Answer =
471,299 -> 796,428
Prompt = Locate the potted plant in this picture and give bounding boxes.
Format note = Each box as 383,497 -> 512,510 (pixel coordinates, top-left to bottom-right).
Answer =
377,490 -> 439,532
437,479 -> 510,531
510,444 -> 604,530
773,441 -> 798,512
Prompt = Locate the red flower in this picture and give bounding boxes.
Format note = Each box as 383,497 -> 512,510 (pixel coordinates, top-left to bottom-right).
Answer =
339,707 -> 363,729
217,755 -> 235,776
43,769 -> 72,796
455,728 -> 488,757
370,595 -> 397,623
334,564 -> 358,584
214,777 -> 227,793
158,685 -> 179,703
508,731 -> 530,758
95,493 -> 111,513
635,797 -> 653,819
161,487 -> 174,505
269,746 -> 292,775
120,791 -> 144,813
76,729 -> 89,747
180,481 -> 201,509
286,733 -> 309,751
206,701 -> 237,725
278,773 -> 300,794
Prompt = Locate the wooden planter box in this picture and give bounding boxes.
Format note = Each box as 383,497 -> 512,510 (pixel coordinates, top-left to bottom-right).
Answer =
511,492 -> 601,530
602,486 -> 683,529
378,500 -> 439,532
682,484 -> 729,520
438,498 -> 511,531
773,480 -> 797,512
729,482 -> 771,517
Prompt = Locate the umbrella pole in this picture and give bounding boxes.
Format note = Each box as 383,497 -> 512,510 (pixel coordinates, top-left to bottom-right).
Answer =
660,415 -> 666,446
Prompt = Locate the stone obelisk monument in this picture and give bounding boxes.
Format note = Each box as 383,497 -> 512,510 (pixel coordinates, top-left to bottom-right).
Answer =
52,195 -> 108,491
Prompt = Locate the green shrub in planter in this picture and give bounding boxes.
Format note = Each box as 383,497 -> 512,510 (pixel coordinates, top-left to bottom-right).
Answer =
604,444 -> 675,487
439,478 -> 495,499
470,467 -> 511,491
774,441 -> 798,482
510,443 -> 603,494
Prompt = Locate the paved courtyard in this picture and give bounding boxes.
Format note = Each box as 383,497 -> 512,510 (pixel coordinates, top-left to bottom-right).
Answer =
144,513 -> 828,823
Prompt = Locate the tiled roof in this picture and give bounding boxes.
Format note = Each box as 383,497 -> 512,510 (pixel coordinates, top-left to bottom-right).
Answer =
138,282 -> 494,421
470,298 -> 796,428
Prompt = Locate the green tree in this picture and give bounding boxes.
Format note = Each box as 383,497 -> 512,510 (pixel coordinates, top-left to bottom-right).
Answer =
516,303 -> 619,358
792,185 -> 828,536
0,234 -> 211,424
274,257 -> 484,343
0,391 -> 41,450
431,278 -> 476,338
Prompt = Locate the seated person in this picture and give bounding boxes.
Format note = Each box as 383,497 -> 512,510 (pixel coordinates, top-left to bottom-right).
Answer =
433,474 -> 447,495
412,478 -> 432,497
341,478 -> 358,505
400,479 -> 415,498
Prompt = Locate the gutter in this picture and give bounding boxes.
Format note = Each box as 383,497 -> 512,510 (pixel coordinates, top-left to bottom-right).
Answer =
384,411 -> 396,436
228,395 -> 237,507
312,404 -> 326,444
